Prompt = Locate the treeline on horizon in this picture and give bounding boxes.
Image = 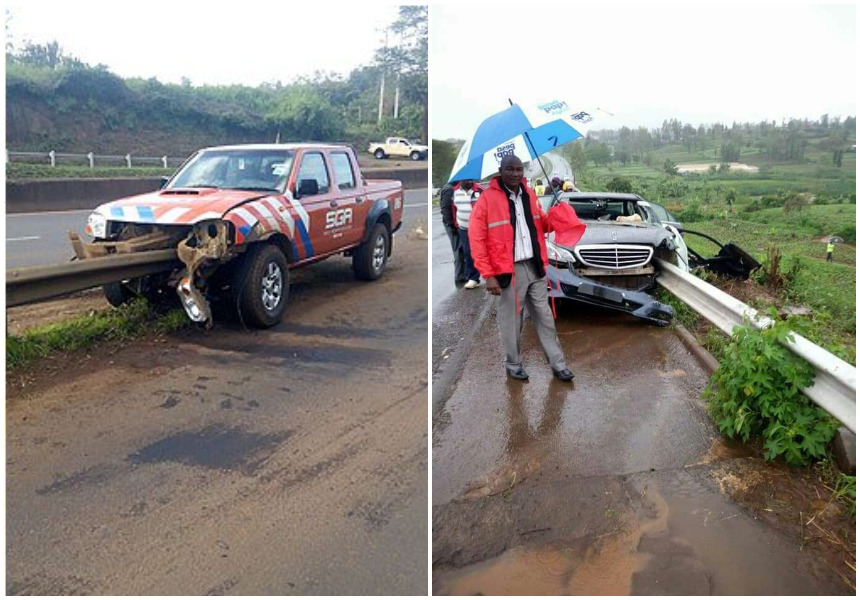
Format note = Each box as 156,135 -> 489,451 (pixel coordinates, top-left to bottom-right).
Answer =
5,6 -> 427,157
432,115 -> 856,187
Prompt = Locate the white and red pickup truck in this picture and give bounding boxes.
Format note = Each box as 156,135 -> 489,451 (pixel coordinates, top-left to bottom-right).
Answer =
71,143 -> 404,327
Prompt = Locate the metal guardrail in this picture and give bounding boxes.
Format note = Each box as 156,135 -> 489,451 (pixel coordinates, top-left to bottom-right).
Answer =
7,150 -> 188,169
656,258 -> 856,432
6,250 -> 181,308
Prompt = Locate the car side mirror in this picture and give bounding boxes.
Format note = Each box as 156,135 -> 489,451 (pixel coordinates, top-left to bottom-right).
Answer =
296,178 -> 319,198
159,176 -> 170,189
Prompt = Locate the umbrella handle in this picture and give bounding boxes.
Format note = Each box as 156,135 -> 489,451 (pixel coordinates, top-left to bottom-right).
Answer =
522,129 -> 559,207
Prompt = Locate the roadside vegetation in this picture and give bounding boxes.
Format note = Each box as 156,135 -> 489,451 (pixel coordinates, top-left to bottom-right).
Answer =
6,7 -> 427,160
6,299 -> 188,371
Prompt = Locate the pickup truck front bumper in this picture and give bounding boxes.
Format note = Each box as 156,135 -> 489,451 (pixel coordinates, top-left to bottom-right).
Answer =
546,264 -> 675,326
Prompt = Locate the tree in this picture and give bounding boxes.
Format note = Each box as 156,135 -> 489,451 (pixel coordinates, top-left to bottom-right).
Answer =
663,158 -> 678,176
431,139 -> 459,188
9,40 -> 83,69
567,142 -> 587,174
267,85 -> 345,141
833,149 -> 843,168
586,142 -> 611,166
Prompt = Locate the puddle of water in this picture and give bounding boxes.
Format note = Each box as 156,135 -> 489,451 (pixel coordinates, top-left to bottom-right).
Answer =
439,485 -> 669,595
128,425 -> 290,473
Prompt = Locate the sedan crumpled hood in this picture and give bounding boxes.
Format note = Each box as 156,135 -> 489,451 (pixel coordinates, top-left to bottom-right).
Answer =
551,221 -> 674,249
93,188 -> 273,226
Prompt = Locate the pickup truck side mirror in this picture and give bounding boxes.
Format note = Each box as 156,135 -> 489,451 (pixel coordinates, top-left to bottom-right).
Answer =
296,178 -> 319,198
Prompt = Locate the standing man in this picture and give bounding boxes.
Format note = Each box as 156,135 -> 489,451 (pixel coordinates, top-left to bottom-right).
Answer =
453,179 -> 483,289
826,240 -> 835,262
469,155 -> 574,381
439,181 -> 466,284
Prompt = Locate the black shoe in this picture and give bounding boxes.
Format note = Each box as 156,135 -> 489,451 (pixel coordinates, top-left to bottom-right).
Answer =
506,366 -> 529,380
553,368 -> 575,381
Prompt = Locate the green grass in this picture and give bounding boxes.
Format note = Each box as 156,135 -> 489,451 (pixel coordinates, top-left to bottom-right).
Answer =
7,300 -> 188,371
7,163 -> 175,180
833,473 -> 856,516
742,204 -> 856,239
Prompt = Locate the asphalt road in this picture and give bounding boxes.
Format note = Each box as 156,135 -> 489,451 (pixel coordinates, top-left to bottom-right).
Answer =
526,151 -> 573,184
6,200 -> 429,595
5,189 -> 428,269
430,206 -> 845,594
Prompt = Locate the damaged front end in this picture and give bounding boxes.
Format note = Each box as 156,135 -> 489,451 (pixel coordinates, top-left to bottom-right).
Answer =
545,228 -> 679,326
70,219 -> 238,326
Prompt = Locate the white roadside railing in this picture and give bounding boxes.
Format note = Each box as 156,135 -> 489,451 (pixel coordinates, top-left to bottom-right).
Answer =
6,150 -> 188,169
656,258 -> 856,433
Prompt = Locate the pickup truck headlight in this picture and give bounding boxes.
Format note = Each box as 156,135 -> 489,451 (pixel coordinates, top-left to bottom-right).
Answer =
547,240 -> 576,267
85,212 -> 108,238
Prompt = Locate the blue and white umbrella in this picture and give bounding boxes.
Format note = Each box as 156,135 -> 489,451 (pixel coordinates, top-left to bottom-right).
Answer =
449,100 -> 603,183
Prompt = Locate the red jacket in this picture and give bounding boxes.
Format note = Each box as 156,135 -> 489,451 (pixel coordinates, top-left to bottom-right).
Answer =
469,176 -> 552,279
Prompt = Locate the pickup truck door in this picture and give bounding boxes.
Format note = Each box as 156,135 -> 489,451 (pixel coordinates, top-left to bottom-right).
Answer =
329,149 -> 371,247
290,149 -> 339,260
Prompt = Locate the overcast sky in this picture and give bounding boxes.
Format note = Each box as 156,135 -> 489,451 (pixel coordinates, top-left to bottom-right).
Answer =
5,1 -> 399,86
431,3 -> 856,139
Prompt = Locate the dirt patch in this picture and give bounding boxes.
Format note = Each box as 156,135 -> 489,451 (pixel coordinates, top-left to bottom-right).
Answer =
7,289 -> 111,336
709,455 -> 856,592
677,162 -> 759,173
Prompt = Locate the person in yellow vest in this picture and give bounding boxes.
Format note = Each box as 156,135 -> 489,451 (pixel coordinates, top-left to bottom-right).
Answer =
826,241 -> 835,262
534,178 -> 546,195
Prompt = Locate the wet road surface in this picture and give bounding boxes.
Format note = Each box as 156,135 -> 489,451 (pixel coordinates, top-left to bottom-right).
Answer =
432,301 -> 846,594
7,215 -> 428,594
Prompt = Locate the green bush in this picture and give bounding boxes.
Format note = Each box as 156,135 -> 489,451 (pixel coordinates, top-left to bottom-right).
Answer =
704,316 -> 840,467
605,176 -> 633,193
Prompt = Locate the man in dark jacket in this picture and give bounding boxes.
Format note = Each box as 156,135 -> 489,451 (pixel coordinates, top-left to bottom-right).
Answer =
440,182 -> 466,283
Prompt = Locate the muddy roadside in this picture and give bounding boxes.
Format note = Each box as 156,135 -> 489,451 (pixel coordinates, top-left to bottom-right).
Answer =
7,229 -> 429,595
431,302 -> 855,594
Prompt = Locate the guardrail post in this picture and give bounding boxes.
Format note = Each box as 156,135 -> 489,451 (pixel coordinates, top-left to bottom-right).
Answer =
87,152 -> 94,169
162,156 -> 168,168
49,150 -> 55,167
126,154 -> 132,168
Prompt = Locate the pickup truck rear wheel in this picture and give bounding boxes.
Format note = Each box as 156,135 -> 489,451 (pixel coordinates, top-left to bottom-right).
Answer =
374,149 -> 386,160
234,244 -> 289,328
410,151 -> 421,161
353,223 -> 389,281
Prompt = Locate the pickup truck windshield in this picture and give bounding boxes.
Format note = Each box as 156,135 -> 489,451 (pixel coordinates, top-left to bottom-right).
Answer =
169,149 -> 295,193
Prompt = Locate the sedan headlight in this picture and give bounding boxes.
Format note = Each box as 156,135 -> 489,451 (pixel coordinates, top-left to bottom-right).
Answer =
85,212 -> 108,238
547,240 -> 576,267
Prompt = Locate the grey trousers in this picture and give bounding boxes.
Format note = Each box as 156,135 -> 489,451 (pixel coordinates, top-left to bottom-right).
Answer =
497,260 -> 567,372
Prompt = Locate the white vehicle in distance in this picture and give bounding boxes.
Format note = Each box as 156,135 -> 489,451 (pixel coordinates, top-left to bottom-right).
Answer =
368,137 -> 428,161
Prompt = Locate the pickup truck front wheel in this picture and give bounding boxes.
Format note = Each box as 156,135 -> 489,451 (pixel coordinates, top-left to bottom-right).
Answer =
353,223 -> 389,281
374,149 -> 386,160
234,244 -> 289,327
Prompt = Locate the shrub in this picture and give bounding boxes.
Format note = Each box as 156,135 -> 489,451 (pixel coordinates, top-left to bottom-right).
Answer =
835,224 -> 856,244
605,176 -> 633,193
676,202 -> 705,222
704,316 -> 840,467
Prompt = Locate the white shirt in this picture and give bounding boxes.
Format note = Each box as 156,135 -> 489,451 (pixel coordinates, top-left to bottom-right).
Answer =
506,185 -> 534,262
453,187 -> 480,230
